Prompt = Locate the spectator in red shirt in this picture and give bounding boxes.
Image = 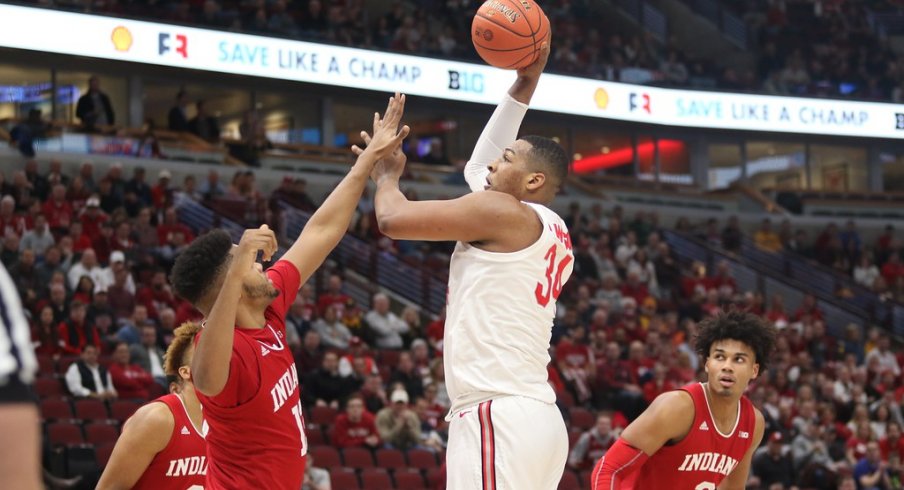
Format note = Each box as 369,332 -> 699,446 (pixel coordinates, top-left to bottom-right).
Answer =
332,394 -> 381,449
424,307 -> 445,354
642,362 -> 675,404
316,273 -> 351,316
794,294 -> 824,322
32,304 -> 63,359
78,196 -> 108,241
766,293 -> 788,325
92,220 -> 115,264
881,252 -> 904,287
68,221 -> 93,253
108,341 -> 154,400
620,271 -> 650,305
706,260 -> 737,297
556,325 -> 595,404
0,195 -> 27,237
135,270 -> 178,319
42,183 -> 73,234
151,169 -> 173,210
58,301 -> 101,355
880,422 -> 904,461
156,207 -> 194,246
595,341 -> 645,420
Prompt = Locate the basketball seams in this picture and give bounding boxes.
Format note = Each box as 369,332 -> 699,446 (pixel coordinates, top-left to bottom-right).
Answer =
475,11 -> 534,38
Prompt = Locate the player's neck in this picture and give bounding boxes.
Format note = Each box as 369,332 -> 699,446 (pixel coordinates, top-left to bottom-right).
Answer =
703,382 -> 740,425
235,303 -> 268,329
179,385 -> 204,432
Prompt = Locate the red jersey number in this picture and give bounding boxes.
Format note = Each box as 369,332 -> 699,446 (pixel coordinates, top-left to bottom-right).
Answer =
535,245 -> 571,307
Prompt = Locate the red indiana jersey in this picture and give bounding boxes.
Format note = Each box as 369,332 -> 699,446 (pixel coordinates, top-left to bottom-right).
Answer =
634,382 -> 756,490
132,394 -> 207,490
195,260 -> 307,490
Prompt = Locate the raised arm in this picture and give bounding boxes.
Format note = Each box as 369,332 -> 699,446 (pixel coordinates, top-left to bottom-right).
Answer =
280,93 -> 410,285
591,390 -> 695,489
192,226 -> 277,396
464,42 -> 550,192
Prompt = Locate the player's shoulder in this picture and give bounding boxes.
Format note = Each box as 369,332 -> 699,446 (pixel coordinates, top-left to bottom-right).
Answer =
650,388 -> 695,413
123,399 -> 175,434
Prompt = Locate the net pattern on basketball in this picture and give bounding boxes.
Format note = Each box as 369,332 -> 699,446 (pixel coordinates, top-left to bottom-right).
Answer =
472,0 -> 550,70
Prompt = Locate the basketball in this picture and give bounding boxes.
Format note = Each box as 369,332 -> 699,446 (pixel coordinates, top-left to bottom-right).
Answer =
472,0 -> 550,70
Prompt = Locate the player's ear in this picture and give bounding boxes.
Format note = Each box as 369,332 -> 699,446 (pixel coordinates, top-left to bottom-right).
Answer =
751,363 -> 759,380
526,171 -> 545,191
179,365 -> 191,381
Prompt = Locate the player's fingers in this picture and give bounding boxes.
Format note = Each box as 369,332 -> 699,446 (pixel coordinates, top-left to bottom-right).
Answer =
351,145 -> 364,156
393,125 -> 411,142
361,131 -> 372,144
372,111 -> 380,130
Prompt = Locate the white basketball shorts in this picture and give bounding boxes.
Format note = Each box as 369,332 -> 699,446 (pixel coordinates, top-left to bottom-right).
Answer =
446,395 -> 568,490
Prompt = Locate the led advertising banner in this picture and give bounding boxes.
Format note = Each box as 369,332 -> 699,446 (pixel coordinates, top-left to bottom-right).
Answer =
1,4 -> 902,139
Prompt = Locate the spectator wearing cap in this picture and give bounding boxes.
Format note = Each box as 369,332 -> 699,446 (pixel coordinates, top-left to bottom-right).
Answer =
751,432 -> 795,489
332,394 -> 381,450
18,213 -> 54,257
64,344 -> 116,399
58,300 -> 101,355
151,169 -> 173,210
375,389 -> 422,451
79,195 -> 108,241
364,292 -> 408,349
313,303 -> 353,350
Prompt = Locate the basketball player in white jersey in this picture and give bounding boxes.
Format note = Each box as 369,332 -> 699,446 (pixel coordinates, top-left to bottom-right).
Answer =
367,42 -> 573,490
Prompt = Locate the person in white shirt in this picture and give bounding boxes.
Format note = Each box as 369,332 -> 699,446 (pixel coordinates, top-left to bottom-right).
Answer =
364,293 -> 408,349
66,248 -> 105,290
865,335 -> 901,377
129,325 -> 166,386
64,344 -> 117,399
370,43 -> 573,490
97,250 -> 136,295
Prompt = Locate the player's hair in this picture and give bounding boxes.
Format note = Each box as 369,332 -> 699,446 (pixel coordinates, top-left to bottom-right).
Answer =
521,135 -> 570,188
164,322 -> 202,377
170,229 -> 233,305
694,310 -> 776,371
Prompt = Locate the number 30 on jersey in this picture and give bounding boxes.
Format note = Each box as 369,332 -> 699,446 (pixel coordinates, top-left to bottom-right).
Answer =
535,245 -> 571,307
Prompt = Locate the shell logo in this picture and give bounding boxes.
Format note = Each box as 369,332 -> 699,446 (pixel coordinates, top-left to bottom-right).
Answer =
111,26 -> 133,52
594,88 -> 609,110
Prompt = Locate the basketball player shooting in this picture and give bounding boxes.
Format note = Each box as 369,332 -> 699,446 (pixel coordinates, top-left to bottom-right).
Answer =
168,94 -> 409,490
366,41 -> 575,490
97,322 -> 206,490
591,311 -> 777,490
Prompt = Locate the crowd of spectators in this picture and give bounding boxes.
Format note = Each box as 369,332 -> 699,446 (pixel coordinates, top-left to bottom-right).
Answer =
21,0 -> 904,102
743,216 -> 904,303
3,156 -> 904,489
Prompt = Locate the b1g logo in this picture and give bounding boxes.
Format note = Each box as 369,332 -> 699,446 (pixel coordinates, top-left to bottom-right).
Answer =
159,32 -> 188,58
448,70 -> 485,94
896,113 -> 904,130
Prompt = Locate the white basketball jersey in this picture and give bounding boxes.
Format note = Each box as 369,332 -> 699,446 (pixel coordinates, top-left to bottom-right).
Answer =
444,202 -> 574,416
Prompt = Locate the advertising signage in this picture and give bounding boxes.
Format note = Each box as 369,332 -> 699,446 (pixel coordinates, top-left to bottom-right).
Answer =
1,4 -> 902,139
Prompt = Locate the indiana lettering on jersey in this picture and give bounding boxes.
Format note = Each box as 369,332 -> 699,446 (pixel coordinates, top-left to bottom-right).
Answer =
270,364 -> 299,413
164,456 -> 208,477
676,452 -> 739,476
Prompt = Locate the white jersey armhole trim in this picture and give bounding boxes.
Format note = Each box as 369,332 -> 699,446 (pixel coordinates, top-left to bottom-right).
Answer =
459,202 -> 551,260
176,393 -> 206,440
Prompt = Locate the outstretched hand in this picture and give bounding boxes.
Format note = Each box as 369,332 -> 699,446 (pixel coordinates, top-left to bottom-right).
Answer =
517,34 -> 551,80
351,92 -> 410,161
228,224 -> 278,280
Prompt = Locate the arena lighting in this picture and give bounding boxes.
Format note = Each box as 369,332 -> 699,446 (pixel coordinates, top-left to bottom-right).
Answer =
572,140 -> 685,173
1,4 -> 904,139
